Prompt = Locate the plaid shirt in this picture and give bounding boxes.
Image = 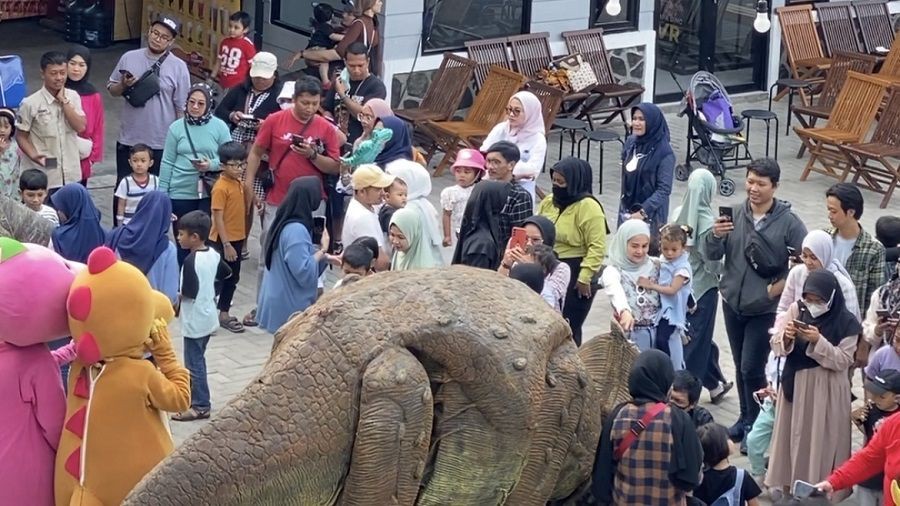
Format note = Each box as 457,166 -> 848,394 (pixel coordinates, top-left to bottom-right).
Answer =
499,182 -> 533,248
611,404 -> 685,505
829,227 -> 886,313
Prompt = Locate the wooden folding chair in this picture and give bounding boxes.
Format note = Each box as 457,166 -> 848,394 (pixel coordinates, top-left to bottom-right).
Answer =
795,71 -> 891,182
840,86 -> 900,208
853,0 -> 895,55
792,51 -> 879,157
816,2 -> 863,56
561,28 -> 644,130
507,32 -> 553,79
395,53 -> 476,131
464,37 -> 513,90
876,31 -> 900,81
523,81 -> 566,132
776,5 -> 833,104
418,66 -> 527,177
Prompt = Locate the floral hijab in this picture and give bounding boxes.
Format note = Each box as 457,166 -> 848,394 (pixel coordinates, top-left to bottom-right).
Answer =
185,83 -> 216,126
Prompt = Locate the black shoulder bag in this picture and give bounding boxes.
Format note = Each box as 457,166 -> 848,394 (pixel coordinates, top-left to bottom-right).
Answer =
183,120 -> 221,199
259,116 -> 318,191
123,51 -> 170,108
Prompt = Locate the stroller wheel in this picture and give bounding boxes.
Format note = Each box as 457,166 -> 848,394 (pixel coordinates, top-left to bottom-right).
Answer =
675,164 -> 690,181
718,178 -> 736,196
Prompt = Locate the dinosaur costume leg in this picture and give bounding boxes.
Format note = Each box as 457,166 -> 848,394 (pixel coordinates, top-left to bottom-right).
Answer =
337,347 -> 432,505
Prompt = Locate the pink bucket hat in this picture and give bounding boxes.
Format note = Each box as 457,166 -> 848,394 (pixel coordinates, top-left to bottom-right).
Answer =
451,149 -> 486,173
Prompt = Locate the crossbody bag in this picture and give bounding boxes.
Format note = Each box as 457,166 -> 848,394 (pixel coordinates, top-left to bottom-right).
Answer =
183,120 -> 221,199
259,115 -> 319,191
123,51 -> 170,108
614,402 -> 667,460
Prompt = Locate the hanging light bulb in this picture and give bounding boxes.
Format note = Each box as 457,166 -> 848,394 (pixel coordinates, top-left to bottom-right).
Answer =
754,0 -> 771,33
605,0 -> 622,16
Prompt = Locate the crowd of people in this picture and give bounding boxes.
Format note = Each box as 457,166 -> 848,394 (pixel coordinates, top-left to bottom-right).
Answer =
2,5 -> 900,506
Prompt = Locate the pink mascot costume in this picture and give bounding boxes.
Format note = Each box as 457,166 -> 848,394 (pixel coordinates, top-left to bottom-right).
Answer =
0,237 -> 83,505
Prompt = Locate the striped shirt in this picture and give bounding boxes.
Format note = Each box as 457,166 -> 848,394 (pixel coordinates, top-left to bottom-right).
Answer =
114,174 -> 159,224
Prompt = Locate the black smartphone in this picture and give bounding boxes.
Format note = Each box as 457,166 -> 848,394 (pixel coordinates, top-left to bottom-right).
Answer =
718,206 -> 733,221
313,216 -> 326,244
877,309 -> 895,319
119,69 -> 133,78
44,157 -> 57,169
793,319 -> 810,330
291,134 -> 306,147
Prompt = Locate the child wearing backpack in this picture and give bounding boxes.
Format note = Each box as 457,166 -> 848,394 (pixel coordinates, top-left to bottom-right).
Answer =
694,423 -> 762,506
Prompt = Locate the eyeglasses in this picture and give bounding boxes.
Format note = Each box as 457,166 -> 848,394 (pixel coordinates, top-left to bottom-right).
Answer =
357,112 -> 374,122
506,106 -> 523,117
222,161 -> 247,169
149,29 -> 173,42
526,236 -> 543,245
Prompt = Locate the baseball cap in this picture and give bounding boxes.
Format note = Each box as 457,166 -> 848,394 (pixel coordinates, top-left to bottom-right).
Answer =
451,149 -> 486,172
865,370 -> 900,396
250,52 -> 278,79
151,17 -> 179,38
352,165 -> 395,189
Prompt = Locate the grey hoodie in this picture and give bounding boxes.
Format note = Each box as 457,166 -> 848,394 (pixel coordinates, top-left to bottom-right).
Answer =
704,199 -> 807,315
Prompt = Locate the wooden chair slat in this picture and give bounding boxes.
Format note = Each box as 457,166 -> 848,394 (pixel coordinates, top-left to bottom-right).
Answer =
877,30 -> 900,79
524,81 -> 566,132
840,86 -> 900,207
852,0 -> 895,54
816,2 -> 862,56
396,53 -> 477,127
777,5 -> 833,104
508,32 -> 554,80
465,37 -> 513,90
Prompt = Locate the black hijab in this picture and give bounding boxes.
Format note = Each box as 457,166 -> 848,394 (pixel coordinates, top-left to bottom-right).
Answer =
590,350 -> 703,503
509,263 -> 545,294
621,103 -> 674,208
522,215 -> 556,247
373,116 -> 413,166
65,45 -> 98,96
452,181 -> 510,269
782,270 -> 863,403
550,158 -> 593,209
264,177 -> 323,269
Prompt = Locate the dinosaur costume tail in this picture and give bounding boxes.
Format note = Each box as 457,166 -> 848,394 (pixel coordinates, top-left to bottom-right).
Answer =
125,268 -> 634,505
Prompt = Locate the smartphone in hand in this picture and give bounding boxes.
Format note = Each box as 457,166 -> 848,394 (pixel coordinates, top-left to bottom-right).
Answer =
44,157 -> 58,169
718,206 -> 733,221
509,227 -> 528,250
793,480 -> 824,498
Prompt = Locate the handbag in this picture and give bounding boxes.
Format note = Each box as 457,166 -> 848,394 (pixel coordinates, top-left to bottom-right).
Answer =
552,53 -> 599,93
123,51 -> 170,108
182,120 -> 220,199
76,136 -> 93,160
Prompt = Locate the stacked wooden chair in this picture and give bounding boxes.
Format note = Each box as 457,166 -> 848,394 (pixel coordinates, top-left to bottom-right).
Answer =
776,5 -> 833,104
395,53 -> 477,134
816,2 -> 863,56
840,86 -> 900,208
464,37 -> 513,90
853,0 -> 896,55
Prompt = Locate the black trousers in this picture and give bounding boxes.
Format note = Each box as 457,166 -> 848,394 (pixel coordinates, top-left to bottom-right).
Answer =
560,257 -> 597,347
684,288 -> 728,390
722,302 -> 775,428
115,142 -> 163,226
212,239 -> 243,313
171,198 -> 211,265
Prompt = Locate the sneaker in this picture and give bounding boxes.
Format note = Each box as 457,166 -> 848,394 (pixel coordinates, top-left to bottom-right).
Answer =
728,420 -> 746,442
740,435 -> 748,455
709,381 -> 734,404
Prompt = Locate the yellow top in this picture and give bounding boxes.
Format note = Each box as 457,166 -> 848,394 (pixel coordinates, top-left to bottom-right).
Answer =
537,195 -> 608,284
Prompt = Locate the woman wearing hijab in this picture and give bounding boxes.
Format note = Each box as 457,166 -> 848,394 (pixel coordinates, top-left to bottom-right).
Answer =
619,103 -> 675,251
452,181 -> 510,270
767,270 -> 860,499
50,183 -> 107,263
388,207 -> 443,270
374,115 -> 428,167
106,191 -> 178,304
498,215 -> 571,313
383,145 -> 444,256
537,158 -> 608,346
776,230 -> 861,331
159,83 -> 232,264
66,45 -> 104,185
601,220 -> 663,353
589,349 -> 703,504
672,168 -> 732,401
257,177 -> 329,333
862,264 -> 900,362
481,90 -> 547,203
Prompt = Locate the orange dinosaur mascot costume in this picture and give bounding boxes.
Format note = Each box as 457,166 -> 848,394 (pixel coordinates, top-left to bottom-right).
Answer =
54,247 -> 191,506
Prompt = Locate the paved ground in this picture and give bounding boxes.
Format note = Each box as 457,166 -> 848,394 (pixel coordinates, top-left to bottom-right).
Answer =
4,19 -> 898,504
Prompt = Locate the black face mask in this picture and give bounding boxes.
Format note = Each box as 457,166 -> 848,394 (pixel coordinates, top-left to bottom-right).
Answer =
552,184 -> 570,201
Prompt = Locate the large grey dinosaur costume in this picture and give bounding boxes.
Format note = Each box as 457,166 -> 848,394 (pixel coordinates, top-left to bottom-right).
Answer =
125,267 -> 636,505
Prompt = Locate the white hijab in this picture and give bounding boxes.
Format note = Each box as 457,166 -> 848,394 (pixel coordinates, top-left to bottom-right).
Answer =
803,230 -> 852,279
385,159 -> 444,251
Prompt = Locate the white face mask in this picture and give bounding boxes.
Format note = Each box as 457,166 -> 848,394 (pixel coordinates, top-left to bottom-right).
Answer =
805,302 -> 829,318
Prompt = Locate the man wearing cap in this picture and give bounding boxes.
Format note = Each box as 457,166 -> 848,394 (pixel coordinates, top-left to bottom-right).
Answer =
107,16 -> 191,224
342,164 -> 393,271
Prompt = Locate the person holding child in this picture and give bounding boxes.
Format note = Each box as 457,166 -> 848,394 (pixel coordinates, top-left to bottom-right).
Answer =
498,215 -> 571,314
106,190 -> 179,304
210,142 -> 248,333
695,423 -> 763,506
637,223 -> 693,370
767,270 -> 859,500
343,164 -> 394,271
441,149 -> 484,247
0,107 -> 20,197
389,207 -> 444,270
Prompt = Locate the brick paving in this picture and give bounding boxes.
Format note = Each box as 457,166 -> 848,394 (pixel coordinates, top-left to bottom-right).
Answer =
5,22 -> 898,504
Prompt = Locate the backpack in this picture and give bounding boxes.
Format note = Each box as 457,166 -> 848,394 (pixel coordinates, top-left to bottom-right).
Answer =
709,468 -> 745,506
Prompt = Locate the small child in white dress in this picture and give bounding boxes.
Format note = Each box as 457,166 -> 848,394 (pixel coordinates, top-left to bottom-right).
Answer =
440,149 -> 484,247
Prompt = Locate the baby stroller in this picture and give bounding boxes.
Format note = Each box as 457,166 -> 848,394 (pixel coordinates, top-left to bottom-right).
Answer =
675,71 -> 750,196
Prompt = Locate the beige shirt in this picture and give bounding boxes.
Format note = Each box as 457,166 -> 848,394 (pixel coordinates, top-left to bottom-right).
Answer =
16,87 -> 84,188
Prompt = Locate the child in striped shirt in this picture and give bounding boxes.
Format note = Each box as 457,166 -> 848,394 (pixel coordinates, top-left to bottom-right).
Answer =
115,144 -> 159,225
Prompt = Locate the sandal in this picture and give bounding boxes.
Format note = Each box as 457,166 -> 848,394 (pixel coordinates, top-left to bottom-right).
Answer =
242,309 -> 259,327
241,248 -> 250,261
220,316 -> 245,333
171,407 -> 210,422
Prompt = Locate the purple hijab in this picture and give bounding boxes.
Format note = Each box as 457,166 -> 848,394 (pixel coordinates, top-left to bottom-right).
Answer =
106,191 -> 172,274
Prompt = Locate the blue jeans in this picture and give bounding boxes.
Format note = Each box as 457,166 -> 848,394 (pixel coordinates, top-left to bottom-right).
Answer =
656,319 -> 685,371
184,335 -> 211,411
746,398 -> 776,476
48,337 -> 71,390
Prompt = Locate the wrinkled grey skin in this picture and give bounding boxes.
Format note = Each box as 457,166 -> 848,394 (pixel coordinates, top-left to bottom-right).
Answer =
125,267 -> 635,505
0,194 -> 52,245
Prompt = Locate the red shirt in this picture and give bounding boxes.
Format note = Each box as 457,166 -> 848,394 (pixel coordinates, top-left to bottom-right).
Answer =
829,411 -> 900,506
255,109 -> 341,206
217,36 -> 256,89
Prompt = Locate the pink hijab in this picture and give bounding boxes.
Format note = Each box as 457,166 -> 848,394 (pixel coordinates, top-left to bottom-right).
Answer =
507,91 -> 545,141
365,98 -> 394,119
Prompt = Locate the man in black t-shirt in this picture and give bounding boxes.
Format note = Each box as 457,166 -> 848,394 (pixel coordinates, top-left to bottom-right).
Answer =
322,41 -> 386,145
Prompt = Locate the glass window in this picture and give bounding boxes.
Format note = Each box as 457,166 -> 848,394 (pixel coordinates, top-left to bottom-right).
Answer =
272,0 -> 345,34
591,0 -> 639,32
422,0 -> 532,53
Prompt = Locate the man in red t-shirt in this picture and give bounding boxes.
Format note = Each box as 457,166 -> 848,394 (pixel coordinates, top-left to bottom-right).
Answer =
211,11 -> 257,89
242,76 -> 341,327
